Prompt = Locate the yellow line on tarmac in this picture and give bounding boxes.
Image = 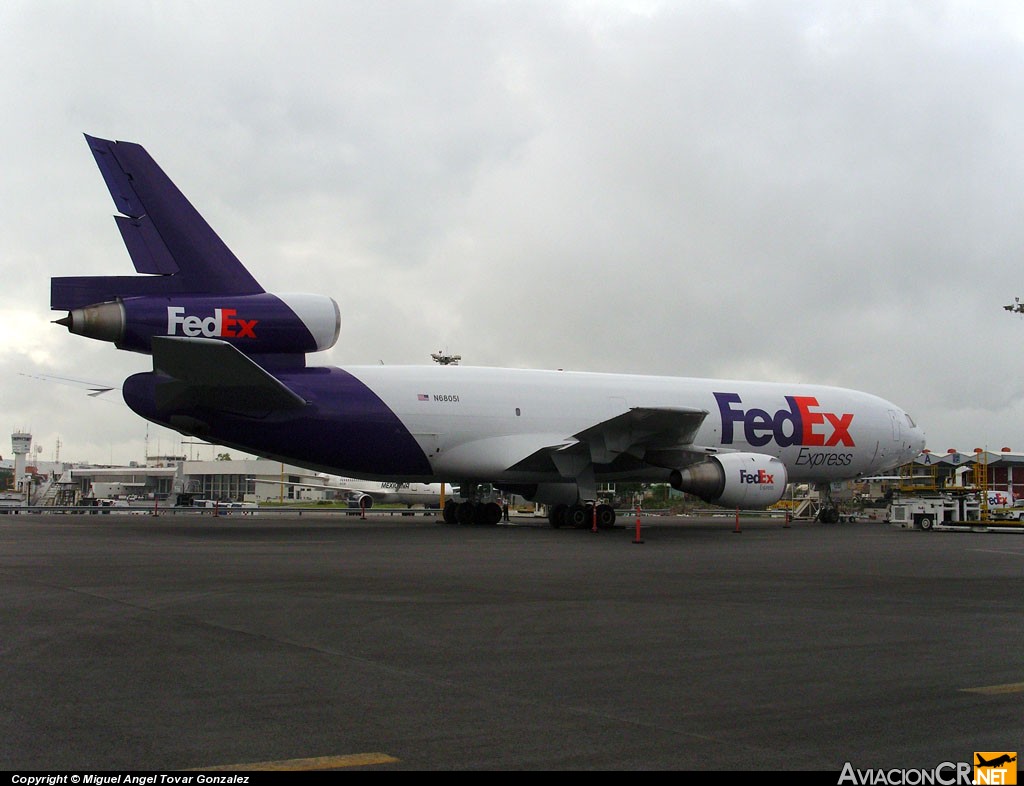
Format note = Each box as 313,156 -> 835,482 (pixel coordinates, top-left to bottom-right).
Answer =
960,682 -> 1024,695
195,753 -> 399,770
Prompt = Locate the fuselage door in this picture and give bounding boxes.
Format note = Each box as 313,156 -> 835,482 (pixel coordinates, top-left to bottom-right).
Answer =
888,410 -> 902,442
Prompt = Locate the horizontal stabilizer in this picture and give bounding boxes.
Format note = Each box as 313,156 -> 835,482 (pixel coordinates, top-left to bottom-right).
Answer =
152,336 -> 307,413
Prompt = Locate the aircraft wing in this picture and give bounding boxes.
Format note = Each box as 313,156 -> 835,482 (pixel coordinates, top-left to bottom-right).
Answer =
508,406 -> 711,474
575,406 -> 709,462
151,336 -> 307,413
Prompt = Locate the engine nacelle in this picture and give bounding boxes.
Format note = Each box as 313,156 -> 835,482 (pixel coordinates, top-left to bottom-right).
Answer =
670,453 -> 788,509
56,292 -> 341,355
351,493 -> 374,510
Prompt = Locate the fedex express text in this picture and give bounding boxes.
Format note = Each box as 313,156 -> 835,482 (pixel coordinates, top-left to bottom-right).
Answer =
715,391 -> 856,467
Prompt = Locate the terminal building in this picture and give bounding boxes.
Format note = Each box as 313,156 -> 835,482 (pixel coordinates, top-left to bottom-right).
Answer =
9,429 -> 1024,512
40,459 -> 339,506
901,448 -> 1024,502
46,450 -> 1024,509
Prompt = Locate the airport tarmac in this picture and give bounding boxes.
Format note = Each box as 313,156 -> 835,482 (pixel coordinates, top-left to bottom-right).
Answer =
1,512 -> 1021,771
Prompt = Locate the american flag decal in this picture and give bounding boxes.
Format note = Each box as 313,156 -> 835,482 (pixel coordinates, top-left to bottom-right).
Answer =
417,394 -> 429,401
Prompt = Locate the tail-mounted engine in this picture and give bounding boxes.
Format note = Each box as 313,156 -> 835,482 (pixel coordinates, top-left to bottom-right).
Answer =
670,453 -> 788,508
56,292 -> 340,356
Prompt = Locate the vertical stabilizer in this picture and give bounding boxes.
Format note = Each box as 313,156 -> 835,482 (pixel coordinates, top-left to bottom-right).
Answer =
51,135 -> 264,310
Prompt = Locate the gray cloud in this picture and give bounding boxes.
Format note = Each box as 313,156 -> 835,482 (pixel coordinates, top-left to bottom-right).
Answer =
3,0 -> 1024,463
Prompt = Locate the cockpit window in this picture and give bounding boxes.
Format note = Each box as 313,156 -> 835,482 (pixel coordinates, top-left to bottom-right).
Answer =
905,413 -> 917,429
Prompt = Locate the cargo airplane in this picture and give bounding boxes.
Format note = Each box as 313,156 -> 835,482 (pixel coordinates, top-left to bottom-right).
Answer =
52,135 -> 926,527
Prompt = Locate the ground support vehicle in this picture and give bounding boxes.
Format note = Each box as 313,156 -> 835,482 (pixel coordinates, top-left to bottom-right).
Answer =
887,490 -> 981,531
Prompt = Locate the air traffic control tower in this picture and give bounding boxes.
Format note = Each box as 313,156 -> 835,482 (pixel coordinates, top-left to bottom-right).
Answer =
11,430 -> 31,499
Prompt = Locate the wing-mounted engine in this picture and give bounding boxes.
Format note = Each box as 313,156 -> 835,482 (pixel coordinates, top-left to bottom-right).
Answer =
56,292 -> 340,356
350,492 -> 374,509
670,453 -> 788,508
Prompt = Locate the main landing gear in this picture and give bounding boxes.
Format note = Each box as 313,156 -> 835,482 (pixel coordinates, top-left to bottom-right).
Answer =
442,482 -> 503,526
442,499 -> 504,526
813,483 -> 844,524
547,503 -> 616,529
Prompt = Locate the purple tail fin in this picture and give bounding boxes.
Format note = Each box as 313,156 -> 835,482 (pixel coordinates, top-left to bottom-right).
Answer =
51,135 -> 264,310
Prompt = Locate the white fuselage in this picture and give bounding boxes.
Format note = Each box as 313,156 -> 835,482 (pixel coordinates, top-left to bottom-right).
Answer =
341,365 -> 924,485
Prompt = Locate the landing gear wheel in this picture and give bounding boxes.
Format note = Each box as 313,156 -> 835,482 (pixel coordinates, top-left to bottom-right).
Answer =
566,504 -> 589,528
596,504 -> 616,529
443,500 -> 458,524
548,504 -> 567,528
476,502 -> 502,526
455,502 -> 475,525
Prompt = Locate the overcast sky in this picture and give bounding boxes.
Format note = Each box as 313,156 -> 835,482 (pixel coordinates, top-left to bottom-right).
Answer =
3,0 -> 1024,466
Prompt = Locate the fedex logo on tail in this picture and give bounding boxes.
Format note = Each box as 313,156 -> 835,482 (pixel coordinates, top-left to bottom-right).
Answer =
715,392 -> 854,448
167,306 -> 258,339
